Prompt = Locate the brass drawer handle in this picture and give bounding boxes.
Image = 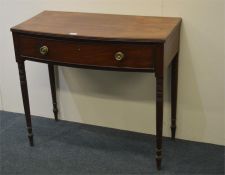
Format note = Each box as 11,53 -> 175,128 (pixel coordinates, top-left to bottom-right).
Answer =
115,51 -> 124,61
40,46 -> 48,55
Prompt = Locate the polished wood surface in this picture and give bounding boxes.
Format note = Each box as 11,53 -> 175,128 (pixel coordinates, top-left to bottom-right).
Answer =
18,35 -> 155,70
11,11 -> 181,42
11,11 -> 181,171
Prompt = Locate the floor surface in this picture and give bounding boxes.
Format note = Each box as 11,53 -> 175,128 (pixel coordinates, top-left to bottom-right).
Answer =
0,111 -> 224,175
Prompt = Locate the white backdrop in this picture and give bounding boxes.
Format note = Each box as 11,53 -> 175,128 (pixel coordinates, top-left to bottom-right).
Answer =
0,0 -> 224,145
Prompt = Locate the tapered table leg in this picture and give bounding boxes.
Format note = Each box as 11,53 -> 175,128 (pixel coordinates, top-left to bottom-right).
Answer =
48,64 -> 58,121
156,77 -> 163,170
171,54 -> 178,140
17,60 -> 34,146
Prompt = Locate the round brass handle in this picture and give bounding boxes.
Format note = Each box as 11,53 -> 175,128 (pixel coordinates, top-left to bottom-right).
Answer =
40,46 -> 48,55
114,51 -> 124,61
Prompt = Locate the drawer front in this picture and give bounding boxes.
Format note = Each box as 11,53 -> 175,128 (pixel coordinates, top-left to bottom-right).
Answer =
18,36 -> 155,69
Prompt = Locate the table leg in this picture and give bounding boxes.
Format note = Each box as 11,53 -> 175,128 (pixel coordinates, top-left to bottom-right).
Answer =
17,60 -> 34,146
48,64 -> 58,121
156,77 -> 163,170
171,54 -> 178,140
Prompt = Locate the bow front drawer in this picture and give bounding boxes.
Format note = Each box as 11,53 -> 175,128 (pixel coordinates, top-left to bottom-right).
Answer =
18,35 -> 155,70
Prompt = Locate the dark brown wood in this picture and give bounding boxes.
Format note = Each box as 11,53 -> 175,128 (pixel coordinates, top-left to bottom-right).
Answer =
48,64 -> 58,121
156,77 -> 163,170
11,11 -> 182,171
17,35 -> 155,70
155,44 -> 164,170
11,11 -> 182,43
24,56 -> 155,73
17,60 -> 34,146
171,53 -> 179,139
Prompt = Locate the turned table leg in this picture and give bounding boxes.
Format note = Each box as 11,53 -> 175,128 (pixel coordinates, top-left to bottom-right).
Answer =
48,64 -> 58,121
171,53 -> 178,140
156,76 -> 163,170
17,60 -> 34,146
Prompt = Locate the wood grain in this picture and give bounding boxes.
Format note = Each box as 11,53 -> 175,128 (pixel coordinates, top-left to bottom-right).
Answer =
11,11 -> 181,42
18,35 -> 155,70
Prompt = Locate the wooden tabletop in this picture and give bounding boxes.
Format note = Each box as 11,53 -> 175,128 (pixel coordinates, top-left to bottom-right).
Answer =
11,11 -> 181,42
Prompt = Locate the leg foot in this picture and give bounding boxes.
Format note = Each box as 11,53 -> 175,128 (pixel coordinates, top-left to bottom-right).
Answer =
171,125 -> 176,140
27,127 -> 34,146
156,157 -> 162,170
53,105 -> 58,121
28,134 -> 34,146
156,148 -> 162,170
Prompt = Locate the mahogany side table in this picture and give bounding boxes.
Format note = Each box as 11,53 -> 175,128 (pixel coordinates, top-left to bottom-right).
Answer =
11,11 -> 181,170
